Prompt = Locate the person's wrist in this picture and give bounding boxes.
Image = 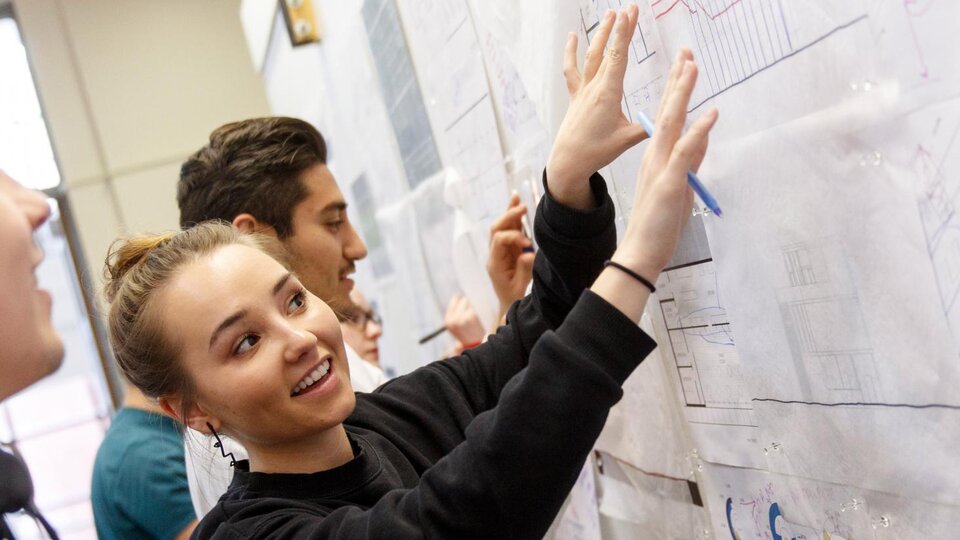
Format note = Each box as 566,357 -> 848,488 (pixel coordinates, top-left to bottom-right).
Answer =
609,249 -> 662,288
546,152 -> 593,208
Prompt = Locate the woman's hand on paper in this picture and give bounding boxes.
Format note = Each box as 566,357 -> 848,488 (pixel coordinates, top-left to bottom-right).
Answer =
546,4 -> 648,210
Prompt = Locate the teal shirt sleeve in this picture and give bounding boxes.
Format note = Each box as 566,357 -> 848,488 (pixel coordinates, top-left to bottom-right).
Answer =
114,437 -> 196,539
92,412 -> 197,540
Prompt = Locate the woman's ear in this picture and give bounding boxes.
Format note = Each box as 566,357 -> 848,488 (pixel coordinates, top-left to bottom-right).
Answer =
159,395 -> 220,434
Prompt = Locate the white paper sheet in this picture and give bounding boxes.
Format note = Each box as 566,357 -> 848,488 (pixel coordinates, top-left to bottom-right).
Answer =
595,314 -> 698,478
649,260 -> 765,469
376,174 -> 459,369
552,457 -> 603,540
363,0 -> 444,189
870,0 -> 960,107
699,95 -> 960,500
597,453 -> 710,539
397,0 -> 511,229
699,461 -> 960,540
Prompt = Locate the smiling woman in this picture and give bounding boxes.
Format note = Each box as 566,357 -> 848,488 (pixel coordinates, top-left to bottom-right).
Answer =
100,5 -> 718,537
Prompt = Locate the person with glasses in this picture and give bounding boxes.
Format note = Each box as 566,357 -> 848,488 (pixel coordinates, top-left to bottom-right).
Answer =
340,289 -> 384,367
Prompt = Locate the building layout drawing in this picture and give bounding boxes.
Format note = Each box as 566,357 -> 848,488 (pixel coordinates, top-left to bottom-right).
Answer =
776,240 -> 882,403
652,0 -> 868,110
656,259 -> 756,430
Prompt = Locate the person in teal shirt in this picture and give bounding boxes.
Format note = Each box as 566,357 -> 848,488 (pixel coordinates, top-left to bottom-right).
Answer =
91,383 -> 197,540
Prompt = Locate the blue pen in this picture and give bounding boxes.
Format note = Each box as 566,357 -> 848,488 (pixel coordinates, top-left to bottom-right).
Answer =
635,111 -> 723,217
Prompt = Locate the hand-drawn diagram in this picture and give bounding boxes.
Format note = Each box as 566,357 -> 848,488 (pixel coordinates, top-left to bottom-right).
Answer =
911,111 -> 960,346
580,0 -> 667,123
477,30 -> 550,177
398,0 -> 510,229
870,0 -> 959,95
903,0 -> 935,80
580,0 -> 656,66
723,487 -> 858,540
706,460 -> 959,540
776,240 -> 882,403
651,0 -> 869,110
578,0 -> 671,221
657,260 -> 755,429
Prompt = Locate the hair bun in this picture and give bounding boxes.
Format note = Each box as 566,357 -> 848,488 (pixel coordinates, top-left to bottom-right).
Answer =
103,233 -> 175,303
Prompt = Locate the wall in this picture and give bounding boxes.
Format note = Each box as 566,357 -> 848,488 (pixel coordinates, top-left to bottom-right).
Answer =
12,0 -> 271,289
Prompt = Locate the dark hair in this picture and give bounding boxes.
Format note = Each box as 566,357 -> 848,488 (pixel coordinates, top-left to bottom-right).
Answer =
177,117 -> 328,238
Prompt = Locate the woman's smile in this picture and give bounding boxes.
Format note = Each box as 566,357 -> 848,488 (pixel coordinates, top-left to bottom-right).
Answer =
291,355 -> 337,397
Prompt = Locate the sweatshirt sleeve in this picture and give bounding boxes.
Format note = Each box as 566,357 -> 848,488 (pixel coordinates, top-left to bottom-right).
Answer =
370,171 -> 617,418
203,291 -> 657,540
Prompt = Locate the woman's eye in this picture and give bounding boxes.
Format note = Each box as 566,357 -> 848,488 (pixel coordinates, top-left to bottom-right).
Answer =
327,220 -> 343,232
235,334 -> 259,355
288,291 -> 307,313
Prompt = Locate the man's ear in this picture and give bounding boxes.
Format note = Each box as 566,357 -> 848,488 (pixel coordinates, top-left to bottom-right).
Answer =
232,213 -> 277,238
159,395 -> 220,434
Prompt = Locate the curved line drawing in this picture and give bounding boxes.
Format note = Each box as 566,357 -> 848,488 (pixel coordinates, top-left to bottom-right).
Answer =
769,502 -> 785,540
725,497 -> 741,540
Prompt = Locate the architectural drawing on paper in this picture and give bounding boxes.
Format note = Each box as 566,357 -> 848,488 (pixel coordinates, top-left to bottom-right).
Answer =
580,0 -> 665,124
363,0 -> 443,189
912,113 -> 960,344
398,0 -> 510,228
651,0 -> 868,110
478,31 -> 549,166
580,0 -> 656,65
656,260 -> 756,429
777,240 -> 882,403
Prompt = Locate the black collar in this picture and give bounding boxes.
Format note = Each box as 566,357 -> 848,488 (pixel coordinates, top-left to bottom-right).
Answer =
228,433 -> 381,500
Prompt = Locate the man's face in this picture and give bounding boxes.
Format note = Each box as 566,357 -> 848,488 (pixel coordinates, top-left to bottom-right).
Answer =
282,164 -> 368,316
0,171 -> 64,401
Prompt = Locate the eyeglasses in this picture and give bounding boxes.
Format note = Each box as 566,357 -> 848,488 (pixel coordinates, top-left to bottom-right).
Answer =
345,308 -> 382,332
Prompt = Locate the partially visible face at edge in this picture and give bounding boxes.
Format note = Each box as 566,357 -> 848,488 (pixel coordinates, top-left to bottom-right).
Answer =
0,171 -> 64,401
281,164 -> 368,317
158,243 -> 356,451
341,288 -> 383,365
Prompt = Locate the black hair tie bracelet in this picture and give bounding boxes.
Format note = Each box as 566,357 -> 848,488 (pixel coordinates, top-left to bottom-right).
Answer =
603,260 -> 656,293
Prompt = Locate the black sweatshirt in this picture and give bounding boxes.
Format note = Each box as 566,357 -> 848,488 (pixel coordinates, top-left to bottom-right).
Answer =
192,174 -> 657,539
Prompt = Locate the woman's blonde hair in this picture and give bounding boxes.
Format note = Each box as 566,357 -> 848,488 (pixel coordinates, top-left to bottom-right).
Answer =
103,221 -> 272,407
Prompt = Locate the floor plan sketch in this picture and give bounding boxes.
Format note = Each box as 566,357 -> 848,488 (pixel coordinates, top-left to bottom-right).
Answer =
657,260 -> 755,429
776,240 -> 882,403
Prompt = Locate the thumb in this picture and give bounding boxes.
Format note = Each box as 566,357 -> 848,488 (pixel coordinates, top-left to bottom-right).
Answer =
517,252 -> 535,277
621,121 -> 650,149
